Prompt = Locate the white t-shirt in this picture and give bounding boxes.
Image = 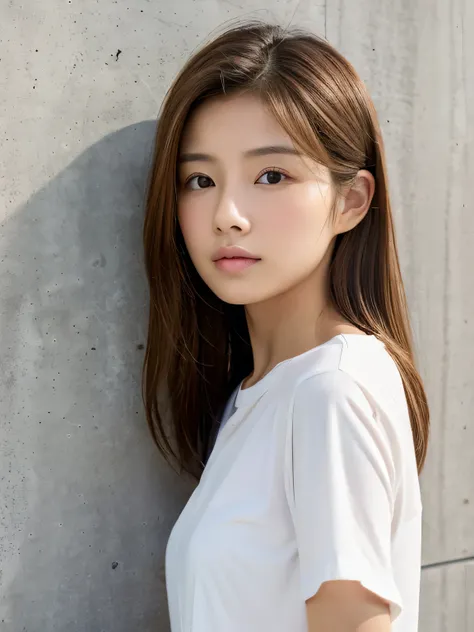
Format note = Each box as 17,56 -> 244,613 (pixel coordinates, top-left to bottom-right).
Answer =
165,333 -> 423,632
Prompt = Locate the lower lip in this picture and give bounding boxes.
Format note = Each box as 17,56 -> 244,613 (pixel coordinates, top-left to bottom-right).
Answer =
214,257 -> 260,272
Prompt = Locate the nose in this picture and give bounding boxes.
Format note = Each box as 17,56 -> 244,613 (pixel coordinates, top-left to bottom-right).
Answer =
213,192 -> 251,235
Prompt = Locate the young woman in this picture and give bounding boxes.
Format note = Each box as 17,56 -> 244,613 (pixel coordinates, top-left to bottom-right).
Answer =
142,20 -> 429,632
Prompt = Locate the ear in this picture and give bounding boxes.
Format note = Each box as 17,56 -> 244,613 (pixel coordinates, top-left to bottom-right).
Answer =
333,169 -> 375,235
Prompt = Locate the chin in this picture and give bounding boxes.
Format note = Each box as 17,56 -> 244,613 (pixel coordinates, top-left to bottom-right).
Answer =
208,282 -> 279,307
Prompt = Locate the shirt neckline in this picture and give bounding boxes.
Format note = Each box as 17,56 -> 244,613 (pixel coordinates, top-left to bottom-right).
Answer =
234,333 -> 379,409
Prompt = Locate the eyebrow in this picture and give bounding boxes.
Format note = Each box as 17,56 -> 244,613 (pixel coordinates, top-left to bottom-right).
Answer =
178,145 -> 303,164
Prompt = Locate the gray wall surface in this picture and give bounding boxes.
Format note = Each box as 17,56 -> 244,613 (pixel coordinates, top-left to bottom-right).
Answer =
0,1 -> 472,630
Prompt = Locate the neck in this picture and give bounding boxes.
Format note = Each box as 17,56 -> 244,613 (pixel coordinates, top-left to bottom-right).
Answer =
243,261 -> 341,387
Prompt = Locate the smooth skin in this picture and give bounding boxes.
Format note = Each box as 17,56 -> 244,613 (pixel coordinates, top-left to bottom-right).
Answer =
177,92 -> 391,631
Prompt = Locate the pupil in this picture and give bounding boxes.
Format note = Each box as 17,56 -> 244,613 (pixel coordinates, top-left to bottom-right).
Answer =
198,175 -> 210,188
267,171 -> 281,184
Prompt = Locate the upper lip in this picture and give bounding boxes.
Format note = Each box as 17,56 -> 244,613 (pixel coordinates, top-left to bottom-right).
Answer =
212,245 -> 261,261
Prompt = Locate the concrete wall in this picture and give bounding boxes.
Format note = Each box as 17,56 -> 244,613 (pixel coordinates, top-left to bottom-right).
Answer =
0,1 -> 472,630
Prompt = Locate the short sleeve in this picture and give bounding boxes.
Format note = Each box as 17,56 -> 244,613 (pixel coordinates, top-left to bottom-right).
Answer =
284,369 -> 403,622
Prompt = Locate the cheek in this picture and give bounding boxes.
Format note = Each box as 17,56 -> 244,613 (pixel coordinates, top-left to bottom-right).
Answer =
177,202 -> 206,256
264,184 -> 333,245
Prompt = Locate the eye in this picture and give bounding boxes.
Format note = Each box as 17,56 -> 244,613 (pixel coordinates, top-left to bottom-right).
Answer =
183,168 -> 289,190
256,168 -> 289,185
185,174 -> 215,190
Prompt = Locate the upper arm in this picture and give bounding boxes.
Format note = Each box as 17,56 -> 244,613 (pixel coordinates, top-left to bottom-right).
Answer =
285,370 -> 403,628
306,579 -> 391,631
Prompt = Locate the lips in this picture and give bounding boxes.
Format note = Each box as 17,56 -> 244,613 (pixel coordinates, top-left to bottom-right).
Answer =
214,257 -> 260,273
211,245 -> 260,262
211,245 -> 261,273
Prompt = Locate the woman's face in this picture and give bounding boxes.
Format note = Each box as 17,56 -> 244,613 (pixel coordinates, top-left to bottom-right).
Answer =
177,92 -> 339,306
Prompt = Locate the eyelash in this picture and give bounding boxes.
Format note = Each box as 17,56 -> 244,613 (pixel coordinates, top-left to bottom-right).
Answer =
183,167 -> 290,189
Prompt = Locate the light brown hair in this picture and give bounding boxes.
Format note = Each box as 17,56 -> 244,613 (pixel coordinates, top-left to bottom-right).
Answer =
142,19 -> 430,481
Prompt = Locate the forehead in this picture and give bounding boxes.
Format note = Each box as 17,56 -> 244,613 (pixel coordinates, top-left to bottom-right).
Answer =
179,92 -> 293,152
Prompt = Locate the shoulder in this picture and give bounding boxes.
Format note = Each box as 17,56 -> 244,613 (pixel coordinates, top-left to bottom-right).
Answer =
285,334 -> 406,413
293,368 -> 373,417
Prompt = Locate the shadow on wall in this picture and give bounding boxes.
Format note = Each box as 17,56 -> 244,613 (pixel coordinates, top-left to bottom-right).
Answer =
0,121 -> 194,632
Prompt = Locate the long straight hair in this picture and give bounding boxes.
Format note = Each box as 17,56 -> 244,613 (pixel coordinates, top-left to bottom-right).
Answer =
142,20 -> 430,481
